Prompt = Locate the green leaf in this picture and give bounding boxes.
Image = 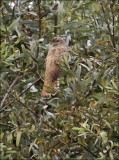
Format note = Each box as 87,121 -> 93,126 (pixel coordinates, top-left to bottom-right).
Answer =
100,131 -> 108,143
76,65 -> 81,80
3,51 -> 8,60
8,17 -> 21,36
103,119 -> 111,129
2,61 -> 14,66
62,22 -> 80,30
6,150 -> 17,154
72,127 -> 86,133
72,127 -> 81,131
16,130 -> 21,147
0,132 -> 4,141
64,54 -> 70,69
30,125 -> 35,132
29,139 -> 37,152
5,54 -> 14,61
80,36 -> 89,40
88,1 -> 101,12
7,133 -> 13,144
111,78 -> 117,89
8,17 -> 20,31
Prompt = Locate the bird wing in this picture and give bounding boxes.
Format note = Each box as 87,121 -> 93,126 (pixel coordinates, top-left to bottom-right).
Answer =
45,48 -> 59,82
45,45 -> 68,82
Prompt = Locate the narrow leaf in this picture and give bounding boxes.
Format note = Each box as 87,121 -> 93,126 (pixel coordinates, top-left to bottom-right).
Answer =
16,130 -> 21,147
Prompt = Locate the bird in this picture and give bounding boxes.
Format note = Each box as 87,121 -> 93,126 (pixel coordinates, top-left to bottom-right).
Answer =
41,36 -> 69,98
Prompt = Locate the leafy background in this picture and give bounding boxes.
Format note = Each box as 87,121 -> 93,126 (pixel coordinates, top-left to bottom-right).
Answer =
0,0 -> 119,159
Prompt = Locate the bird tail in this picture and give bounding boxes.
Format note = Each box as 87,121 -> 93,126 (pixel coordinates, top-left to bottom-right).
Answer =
41,79 -> 58,98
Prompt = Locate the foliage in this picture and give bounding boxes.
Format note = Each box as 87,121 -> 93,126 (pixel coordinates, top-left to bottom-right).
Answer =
0,0 -> 119,159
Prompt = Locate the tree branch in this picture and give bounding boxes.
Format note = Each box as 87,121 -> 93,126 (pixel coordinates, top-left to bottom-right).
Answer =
0,74 -> 21,110
3,89 -> 39,118
101,3 -> 116,49
53,2 -> 58,35
0,77 -> 41,112
54,14 -> 58,35
40,10 -> 51,19
111,0 -> 116,45
38,0 -> 41,38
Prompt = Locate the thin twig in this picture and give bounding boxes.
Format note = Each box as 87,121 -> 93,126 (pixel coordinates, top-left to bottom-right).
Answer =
19,77 -> 41,97
53,2 -> 58,35
40,10 -> 50,19
38,0 -> 41,38
70,140 -> 98,158
101,3 -> 116,49
111,0 -> 115,46
4,89 -> 39,118
0,75 -> 21,109
0,77 -> 41,112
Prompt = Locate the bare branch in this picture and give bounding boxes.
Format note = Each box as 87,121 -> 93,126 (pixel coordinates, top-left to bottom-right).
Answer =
4,89 -> 39,118
0,74 -> 21,110
38,0 -> 42,38
0,77 -> 41,112
54,14 -> 58,35
19,77 -> 41,96
101,3 -> 116,49
111,0 -> 116,42
53,3 -> 58,35
40,10 -> 51,19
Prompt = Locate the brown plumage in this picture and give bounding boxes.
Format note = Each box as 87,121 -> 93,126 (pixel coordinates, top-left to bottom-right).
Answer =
41,36 -> 69,98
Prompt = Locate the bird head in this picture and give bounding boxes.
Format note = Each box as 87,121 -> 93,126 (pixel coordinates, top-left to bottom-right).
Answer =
52,36 -> 65,46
